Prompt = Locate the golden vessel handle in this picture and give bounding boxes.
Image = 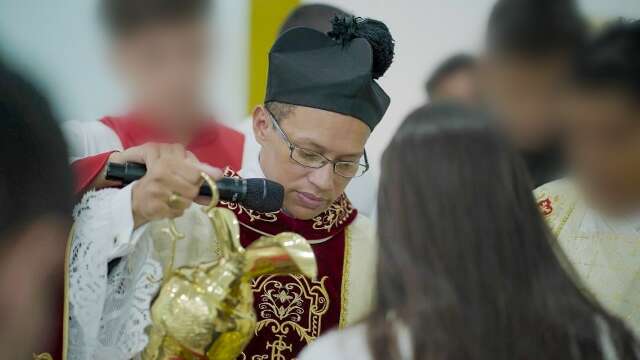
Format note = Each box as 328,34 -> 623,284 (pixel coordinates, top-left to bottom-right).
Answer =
200,171 -> 220,212
164,171 -> 221,275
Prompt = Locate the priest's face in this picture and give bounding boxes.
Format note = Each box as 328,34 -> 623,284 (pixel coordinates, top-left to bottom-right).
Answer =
563,88 -> 640,216
253,105 -> 371,220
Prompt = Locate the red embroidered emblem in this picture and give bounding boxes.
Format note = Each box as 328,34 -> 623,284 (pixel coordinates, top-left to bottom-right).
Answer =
538,198 -> 553,216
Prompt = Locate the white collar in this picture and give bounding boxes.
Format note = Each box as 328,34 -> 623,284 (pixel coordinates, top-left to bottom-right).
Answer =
239,153 -> 265,179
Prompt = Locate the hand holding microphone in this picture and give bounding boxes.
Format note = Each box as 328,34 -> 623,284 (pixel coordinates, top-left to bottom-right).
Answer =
106,143 -> 284,228
110,143 -> 222,228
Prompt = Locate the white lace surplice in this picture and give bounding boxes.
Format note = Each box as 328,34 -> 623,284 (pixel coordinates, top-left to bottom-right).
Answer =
69,187 -> 161,360
69,186 -> 222,360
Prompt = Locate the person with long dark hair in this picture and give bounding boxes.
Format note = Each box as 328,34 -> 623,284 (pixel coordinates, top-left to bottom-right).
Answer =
300,103 -> 639,359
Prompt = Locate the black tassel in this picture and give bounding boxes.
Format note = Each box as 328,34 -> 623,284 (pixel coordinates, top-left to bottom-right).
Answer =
328,15 -> 395,79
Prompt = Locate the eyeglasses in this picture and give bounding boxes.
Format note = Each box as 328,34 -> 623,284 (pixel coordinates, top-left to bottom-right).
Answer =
265,107 -> 369,178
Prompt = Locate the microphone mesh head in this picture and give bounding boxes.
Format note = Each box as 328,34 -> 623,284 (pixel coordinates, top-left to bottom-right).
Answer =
242,178 -> 284,213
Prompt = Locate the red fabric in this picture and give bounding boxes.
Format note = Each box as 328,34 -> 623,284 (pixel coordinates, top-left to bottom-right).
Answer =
218,169 -> 357,360
100,114 -> 244,170
69,114 -> 245,196
71,151 -> 114,194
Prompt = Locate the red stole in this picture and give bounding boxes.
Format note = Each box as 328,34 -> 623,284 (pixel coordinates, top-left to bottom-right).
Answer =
71,114 -> 245,194
219,170 -> 358,360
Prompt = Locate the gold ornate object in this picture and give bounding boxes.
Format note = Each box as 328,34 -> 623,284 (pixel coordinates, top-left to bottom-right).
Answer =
167,193 -> 183,209
143,173 -> 317,360
33,354 -> 53,360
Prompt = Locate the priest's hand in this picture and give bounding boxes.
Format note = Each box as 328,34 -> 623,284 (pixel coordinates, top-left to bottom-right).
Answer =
128,143 -> 223,228
87,148 -> 150,190
91,144 -> 200,190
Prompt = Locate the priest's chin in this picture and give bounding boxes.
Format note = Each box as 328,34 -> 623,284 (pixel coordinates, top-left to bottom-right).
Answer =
289,192 -> 331,220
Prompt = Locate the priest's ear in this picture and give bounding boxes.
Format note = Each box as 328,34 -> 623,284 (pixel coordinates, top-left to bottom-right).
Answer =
252,106 -> 271,146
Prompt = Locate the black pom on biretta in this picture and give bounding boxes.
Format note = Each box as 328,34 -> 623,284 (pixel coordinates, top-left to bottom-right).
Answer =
265,16 -> 395,130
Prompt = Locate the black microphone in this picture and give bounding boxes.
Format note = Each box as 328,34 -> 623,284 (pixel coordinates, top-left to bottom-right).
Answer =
106,162 -> 284,213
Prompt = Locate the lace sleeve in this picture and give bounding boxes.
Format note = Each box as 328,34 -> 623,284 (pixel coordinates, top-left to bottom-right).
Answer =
68,188 -> 162,360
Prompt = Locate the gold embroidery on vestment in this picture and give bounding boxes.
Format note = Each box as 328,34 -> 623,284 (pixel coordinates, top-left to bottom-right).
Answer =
339,227 -> 352,328
312,195 -> 354,232
220,168 -> 280,223
242,274 -> 330,360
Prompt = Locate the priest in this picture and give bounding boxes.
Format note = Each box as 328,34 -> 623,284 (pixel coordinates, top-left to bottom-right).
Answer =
67,15 -> 395,360
536,20 -> 640,336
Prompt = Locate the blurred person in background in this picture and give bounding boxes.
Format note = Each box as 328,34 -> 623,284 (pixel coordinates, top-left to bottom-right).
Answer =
64,0 -> 245,198
0,61 -> 73,359
67,14 -> 393,359
301,103 -> 639,360
536,20 -> 640,337
425,53 -> 479,105
277,3 -> 347,34
482,0 -> 587,187
236,3 -> 381,218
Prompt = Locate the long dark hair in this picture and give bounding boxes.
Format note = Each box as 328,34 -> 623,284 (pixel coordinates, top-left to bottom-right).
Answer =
368,103 -> 638,359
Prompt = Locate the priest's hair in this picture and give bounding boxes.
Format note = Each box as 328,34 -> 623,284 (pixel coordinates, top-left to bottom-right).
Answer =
265,101 -> 296,123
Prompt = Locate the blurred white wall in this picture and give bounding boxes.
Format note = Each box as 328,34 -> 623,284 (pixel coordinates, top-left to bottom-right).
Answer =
581,0 -> 640,20
0,0 -> 123,122
0,0 -> 250,126
1,0 -> 639,167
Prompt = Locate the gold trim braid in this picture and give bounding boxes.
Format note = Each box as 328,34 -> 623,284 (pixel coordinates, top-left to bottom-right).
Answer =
553,201 -> 576,236
33,353 -> 53,360
339,227 -> 352,328
62,224 -> 74,360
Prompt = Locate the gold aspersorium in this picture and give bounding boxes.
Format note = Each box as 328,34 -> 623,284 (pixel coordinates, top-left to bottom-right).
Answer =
143,173 -> 317,360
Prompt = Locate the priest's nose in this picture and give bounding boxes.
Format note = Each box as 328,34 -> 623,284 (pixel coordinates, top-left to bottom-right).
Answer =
307,164 -> 334,192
